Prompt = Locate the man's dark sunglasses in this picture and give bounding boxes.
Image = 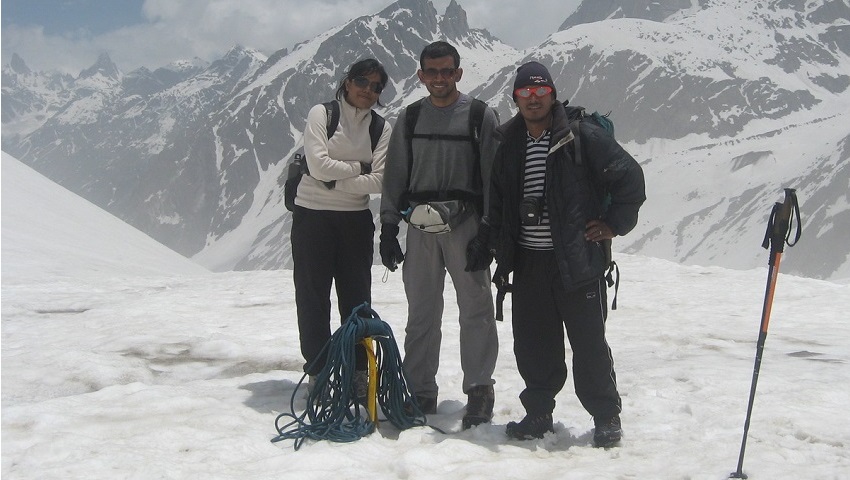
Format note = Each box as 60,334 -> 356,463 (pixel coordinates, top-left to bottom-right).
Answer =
352,76 -> 384,94
421,67 -> 457,79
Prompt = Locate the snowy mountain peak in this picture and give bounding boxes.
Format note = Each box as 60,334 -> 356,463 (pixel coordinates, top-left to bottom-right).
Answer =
559,0 -> 690,31
163,57 -> 211,73
8,53 -> 31,75
206,45 -> 266,78
2,0 -> 848,281
222,45 -> 259,62
439,0 -> 472,39
79,52 -> 122,81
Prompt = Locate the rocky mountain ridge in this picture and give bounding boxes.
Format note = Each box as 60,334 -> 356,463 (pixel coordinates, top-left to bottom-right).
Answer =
3,0 -> 849,280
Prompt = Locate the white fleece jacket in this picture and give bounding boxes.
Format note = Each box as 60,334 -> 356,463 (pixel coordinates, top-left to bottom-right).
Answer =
295,98 -> 391,211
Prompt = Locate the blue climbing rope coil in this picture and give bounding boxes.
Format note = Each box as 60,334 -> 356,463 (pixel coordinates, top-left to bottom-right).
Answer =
271,302 -> 426,449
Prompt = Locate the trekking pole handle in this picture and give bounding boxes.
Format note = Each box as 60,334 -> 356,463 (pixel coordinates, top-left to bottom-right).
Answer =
775,188 -> 802,250
773,189 -> 794,238
763,188 -> 801,255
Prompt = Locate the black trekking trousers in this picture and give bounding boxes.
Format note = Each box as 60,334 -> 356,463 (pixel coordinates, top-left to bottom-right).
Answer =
511,248 -> 621,420
291,207 -> 374,375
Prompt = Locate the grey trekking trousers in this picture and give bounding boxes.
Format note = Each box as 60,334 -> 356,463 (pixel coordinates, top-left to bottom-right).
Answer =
401,214 -> 498,398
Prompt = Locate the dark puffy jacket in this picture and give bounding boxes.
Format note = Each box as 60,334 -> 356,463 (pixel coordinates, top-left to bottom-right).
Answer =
488,101 -> 646,291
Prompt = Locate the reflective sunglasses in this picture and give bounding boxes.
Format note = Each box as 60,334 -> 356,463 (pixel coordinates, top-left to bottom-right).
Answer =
514,85 -> 553,98
352,76 -> 383,94
421,67 -> 457,79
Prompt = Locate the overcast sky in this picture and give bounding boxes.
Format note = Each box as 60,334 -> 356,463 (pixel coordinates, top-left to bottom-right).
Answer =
1,0 -> 581,75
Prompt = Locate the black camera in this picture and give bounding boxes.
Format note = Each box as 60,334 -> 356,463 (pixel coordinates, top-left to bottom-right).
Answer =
520,196 -> 544,226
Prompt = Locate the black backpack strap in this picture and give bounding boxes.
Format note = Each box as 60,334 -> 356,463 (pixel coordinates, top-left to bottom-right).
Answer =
468,98 -> 487,214
404,99 -> 424,161
302,101 -> 340,177
409,99 -> 486,153
368,110 -> 385,152
403,98 -> 487,211
468,98 -> 486,163
403,99 -> 424,207
323,100 -> 340,139
569,120 -> 582,166
288,101 -> 339,209
405,189 -> 480,203
406,98 -> 487,159
324,100 -> 383,151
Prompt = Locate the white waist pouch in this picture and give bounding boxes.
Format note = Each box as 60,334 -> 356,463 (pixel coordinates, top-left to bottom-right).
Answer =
405,200 -> 469,234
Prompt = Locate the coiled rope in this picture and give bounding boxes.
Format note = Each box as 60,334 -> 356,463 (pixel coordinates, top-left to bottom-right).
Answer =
272,302 -> 426,449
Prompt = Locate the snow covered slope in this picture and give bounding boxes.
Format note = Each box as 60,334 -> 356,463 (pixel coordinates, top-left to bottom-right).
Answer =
1,152 -> 209,280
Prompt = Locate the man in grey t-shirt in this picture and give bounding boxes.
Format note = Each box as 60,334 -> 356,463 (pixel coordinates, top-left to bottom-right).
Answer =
379,41 -> 499,430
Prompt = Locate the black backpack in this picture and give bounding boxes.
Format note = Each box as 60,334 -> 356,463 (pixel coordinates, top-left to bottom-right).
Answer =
565,103 -> 621,309
565,104 -> 614,210
284,100 -> 385,211
401,98 -> 491,214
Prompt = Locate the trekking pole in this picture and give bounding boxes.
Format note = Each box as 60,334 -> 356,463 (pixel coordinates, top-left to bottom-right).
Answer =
730,188 -> 801,479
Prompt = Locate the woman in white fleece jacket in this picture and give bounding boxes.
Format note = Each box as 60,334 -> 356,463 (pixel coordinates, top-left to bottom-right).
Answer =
291,58 -> 392,385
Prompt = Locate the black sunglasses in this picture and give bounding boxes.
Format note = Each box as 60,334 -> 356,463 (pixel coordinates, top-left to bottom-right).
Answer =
351,76 -> 384,94
421,67 -> 457,79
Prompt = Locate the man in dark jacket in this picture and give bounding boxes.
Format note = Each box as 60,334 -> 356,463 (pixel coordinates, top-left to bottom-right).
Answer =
470,61 -> 645,446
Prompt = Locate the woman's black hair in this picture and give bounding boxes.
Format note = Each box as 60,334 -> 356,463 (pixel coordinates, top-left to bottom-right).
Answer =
335,58 -> 389,107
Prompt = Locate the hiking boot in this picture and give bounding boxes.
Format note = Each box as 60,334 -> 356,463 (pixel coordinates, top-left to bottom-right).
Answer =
353,370 -> 369,404
462,385 -> 495,429
593,415 -> 622,447
505,413 -> 554,440
404,395 -> 437,416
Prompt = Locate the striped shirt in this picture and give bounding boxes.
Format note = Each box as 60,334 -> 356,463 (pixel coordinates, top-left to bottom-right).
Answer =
519,130 -> 553,250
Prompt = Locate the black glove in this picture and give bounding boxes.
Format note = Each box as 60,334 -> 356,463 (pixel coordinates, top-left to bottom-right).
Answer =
493,264 -> 511,321
492,264 -> 510,291
359,162 -> 372,175
379,224 -> 404,271
465,223 -> 493,272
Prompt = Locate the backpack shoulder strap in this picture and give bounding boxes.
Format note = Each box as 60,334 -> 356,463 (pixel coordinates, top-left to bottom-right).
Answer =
404,99 -> 424,139
469,99 -> 487,129
368,110 -> 385,152
289,101 -> 337,207
407,98 -> 485,145
322,100 -> 340,139
403,98 -> 488,208
298,101 -> 338,177
570,120 -> 583,166
324,100 -> 383,151
404,99 -> 425,191
468,99 -> 488,214
468,98 -> 487,162
406,98 -> 488,171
